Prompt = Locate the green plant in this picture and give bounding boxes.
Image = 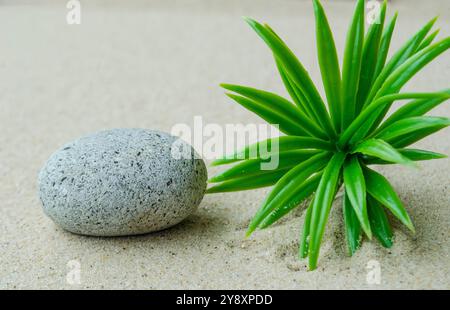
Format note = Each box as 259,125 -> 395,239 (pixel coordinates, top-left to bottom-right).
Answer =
207,0 -> 450,270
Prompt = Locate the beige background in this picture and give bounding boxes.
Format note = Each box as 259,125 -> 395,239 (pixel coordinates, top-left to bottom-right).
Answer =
0,0 -> 449,289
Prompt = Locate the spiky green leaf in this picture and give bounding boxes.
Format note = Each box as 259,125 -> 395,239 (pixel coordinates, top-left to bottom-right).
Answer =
299,199 -> 314,259
376,116 -> 450,144
247,152 -> 331,235
343,190 -> 362,255
206,168 -> 289,193
313,0 -> 342,131
243,17 -> 336,138
209,149 -> 319,183
341,0 -> 365,129
392,127 -> 449,148
365,148 -> 446,164
377,90 -> 450,132
373,13 -> 398,81
222,84 -> 328,138
258,173 -> 322,229
352,138 -> 415,166
275,58 -> 313,117
417,29 -> 440,51
343,156 -> 371,238
338,92 -> 449,147
365,17 -> 438,106
367,195 -> 393,248
211,135 -> 333,166
225,93 -> 307,136
355,0 -> 386,114
366,37 -> 450,131
363,167 -> 415,232
308,152 -> 346,270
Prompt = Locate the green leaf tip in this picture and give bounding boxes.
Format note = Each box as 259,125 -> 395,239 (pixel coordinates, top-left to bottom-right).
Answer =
242,16 -> 258,28
312,0 -> 322,11
245,228 -> 253,238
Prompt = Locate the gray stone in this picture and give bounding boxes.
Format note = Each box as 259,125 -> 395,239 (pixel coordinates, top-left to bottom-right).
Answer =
38,128 -> 207,236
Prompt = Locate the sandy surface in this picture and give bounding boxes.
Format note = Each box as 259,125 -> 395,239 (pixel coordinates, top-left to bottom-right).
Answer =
1,0 -> 449,289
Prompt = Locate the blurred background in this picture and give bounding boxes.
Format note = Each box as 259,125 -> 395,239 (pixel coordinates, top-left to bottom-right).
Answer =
1,0 -> 449,289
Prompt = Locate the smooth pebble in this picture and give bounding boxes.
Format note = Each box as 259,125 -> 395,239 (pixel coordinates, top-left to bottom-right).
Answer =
38,128 -> 207,236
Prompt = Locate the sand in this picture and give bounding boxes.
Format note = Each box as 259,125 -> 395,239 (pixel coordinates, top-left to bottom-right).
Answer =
0,0 -> 449,289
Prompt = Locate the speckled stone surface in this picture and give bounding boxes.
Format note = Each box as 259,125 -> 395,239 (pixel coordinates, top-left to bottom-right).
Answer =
38,129 -> 207,236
